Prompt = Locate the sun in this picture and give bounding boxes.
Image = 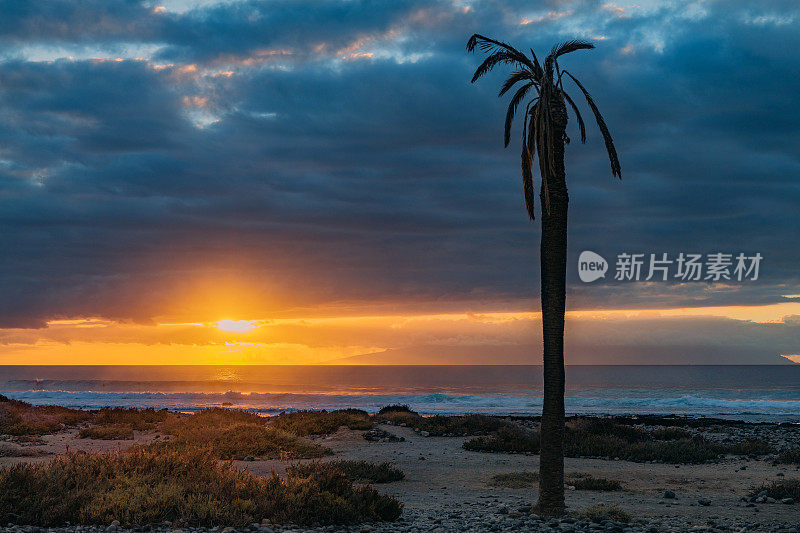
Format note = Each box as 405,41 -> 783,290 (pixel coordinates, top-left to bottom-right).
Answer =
216,319 -> 258,333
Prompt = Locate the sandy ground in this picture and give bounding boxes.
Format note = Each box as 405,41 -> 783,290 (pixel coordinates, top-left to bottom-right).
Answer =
3,423 -> 799,526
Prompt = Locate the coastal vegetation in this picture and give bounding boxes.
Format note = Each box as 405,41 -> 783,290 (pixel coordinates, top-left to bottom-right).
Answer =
489,471 -> 622,491
288,460 -> 405,484
0,448 -> 402,526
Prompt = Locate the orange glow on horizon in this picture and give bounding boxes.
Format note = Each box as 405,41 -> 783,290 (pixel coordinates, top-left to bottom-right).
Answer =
0,301 -> 798,365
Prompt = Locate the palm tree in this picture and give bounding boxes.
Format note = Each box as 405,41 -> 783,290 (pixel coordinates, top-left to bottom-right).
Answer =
467,34 -> 621,516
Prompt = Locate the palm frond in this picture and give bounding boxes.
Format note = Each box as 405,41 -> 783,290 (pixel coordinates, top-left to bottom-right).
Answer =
467,34 -> 536,72
563,71 -> 621,178
529,49 -> 544,81
471,51 -> 518,83
521,106 -> 536,220
551,40 -> 594,59
499,70 -> 534,97
504,83 -> 534,147
561,90 -> 586,143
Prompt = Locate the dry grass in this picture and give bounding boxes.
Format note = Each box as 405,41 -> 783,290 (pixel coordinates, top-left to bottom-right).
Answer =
79,425 -> 135,440
288,460 -> 404,484
578,504 -> 632,523
487,471 -> 621,491
0,395 -> 91,436
750,479 -> 800,501
487,471 -> 539,488
0,448 -> 402,526
148,408 -> 330,460
270,409 -> 373,436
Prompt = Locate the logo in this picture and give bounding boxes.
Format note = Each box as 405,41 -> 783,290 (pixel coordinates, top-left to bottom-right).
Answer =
578,251 -> 608,283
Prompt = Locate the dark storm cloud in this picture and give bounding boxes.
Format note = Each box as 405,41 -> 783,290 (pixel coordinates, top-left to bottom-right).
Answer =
1,0 -> 799,327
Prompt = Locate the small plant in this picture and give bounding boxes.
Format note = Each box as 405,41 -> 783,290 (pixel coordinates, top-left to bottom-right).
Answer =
94,408 -> 172,430
463,426 -> 540,453
730,439 -> 775,456
650,427 -> 692,440
569,474 -> 622,491
0,396 -> 91,436
271,409 -> 373,436
79,425 -> 134,440
488,471 -> 622,491
374,405 -> 422,426
0,448 -> 402,526
777,448 -> 800,465
288,460 -> 404,483
578,504 -> 632,523
750,479 -> 800,501
488,471 -> 539,488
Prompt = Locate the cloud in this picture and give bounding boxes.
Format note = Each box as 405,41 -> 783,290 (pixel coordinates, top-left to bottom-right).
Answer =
0,0 -> 798,358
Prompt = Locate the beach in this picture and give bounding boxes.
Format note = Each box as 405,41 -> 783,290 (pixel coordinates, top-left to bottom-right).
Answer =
2,400 -> 799,533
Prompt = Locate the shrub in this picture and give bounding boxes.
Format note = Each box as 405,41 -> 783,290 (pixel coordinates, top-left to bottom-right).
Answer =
79,425 -> 134,440
729,439 -> 775,456
271,409 -> 373,436
377,405 -> 414,415
148,420 -> 330,460
578,504 -> 631,523
650,427 -> 692,440
418,414 -> 512,436
463,426 -> 539,453
288,460 -> 404,484
777,448 -> 800,465
487,471 -> 538,488
0,444 -> 50,458
0,397 -> 91,436
750,479 -> 800,501
487,471 -> 622,491
0,448 -> 402,526
374,405 -> 422,426
623,439 -> 724,464
569,474 -> 623,491
93,408 -> 172,431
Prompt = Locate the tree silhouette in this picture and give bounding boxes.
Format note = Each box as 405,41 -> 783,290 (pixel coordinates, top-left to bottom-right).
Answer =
467,33 -> 621,515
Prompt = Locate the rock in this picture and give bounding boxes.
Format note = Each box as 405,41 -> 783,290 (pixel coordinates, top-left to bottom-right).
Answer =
765,497 -> 777,503
698,498 -> 712,506
780,498 -> 795,504
105,527 -> 116,533
363,428 -> 404,442
419,430 -> 430,437
664,490 -> 677,499
111,522 -> 120,528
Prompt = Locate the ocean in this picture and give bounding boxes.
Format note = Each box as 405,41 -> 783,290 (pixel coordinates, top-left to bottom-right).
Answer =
1,365 -> 799,422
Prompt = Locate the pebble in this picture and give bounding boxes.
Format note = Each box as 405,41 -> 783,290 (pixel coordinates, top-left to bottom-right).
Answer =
6,510 -> 799,533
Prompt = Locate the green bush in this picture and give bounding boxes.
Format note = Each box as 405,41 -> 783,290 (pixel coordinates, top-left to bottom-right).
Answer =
0,448 -> 402,526
271,409 -> 373,436
288,460 -> 404,483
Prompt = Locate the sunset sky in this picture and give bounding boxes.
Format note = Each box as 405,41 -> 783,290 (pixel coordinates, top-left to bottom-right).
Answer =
1,0 -> 799,364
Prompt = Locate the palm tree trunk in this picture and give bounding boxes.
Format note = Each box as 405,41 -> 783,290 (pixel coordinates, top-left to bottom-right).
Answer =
536,97 -> 569,516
